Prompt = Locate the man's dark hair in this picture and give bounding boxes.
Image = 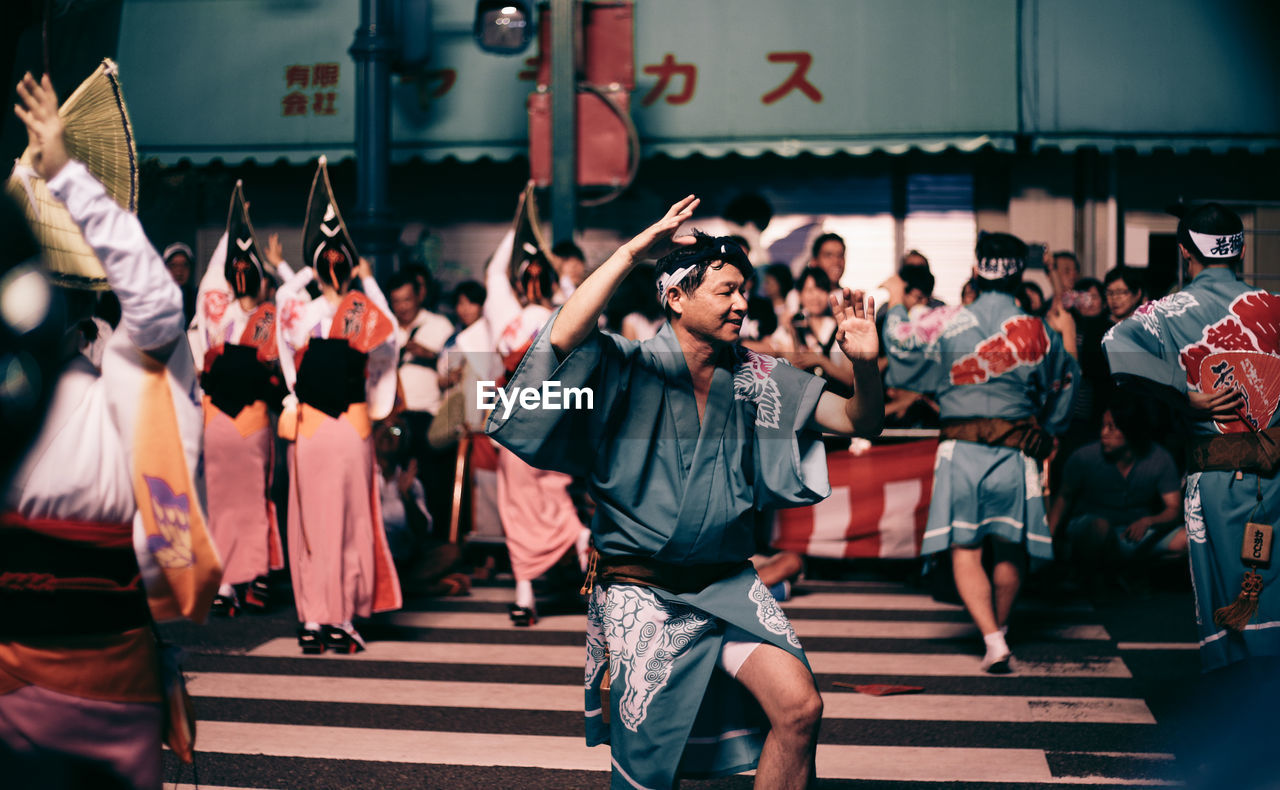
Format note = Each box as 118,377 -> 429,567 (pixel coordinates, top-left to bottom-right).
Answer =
902,249 -> 930,270
811,232 -> 845,260
795,266 -> 832,294
901,265 -> 935,297
1104,266 -> 1146,297
387,269 -> 418,295
975,274 -> 1023,295
656,232 -> 752,318
728,234 -> 751,254
1178,202 -> 1244,268
1106,392 -> 1154,456
551,240 -> 584,262
1053,251 -> 1079,268
724,193 -> 773,231
1074,277 -> 1104,298
1016,281 -> 1045,315
452,279 -> 486,307
763,263 -> 793,296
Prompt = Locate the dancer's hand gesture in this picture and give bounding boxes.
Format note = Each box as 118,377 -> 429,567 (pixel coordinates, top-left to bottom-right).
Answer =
622,195 -> 700,262
831,288 -> 879,362
14,73 -> 68,180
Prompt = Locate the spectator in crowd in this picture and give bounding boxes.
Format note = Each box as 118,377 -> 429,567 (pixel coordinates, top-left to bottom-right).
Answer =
1104,267 -> 1147,323
760,262 -> 795,323
1017,281 -> 1047,316
550,239 -> 587,303
435,280 -> 501,445
162,242 -> 197,323
1048,251 -> 1080,307
374,416 -> 472,596
960,277 -> 979,306
811,231 -> 846,287
388,269 -> 457,534
767,267 -> 855,397
1048,397 -> 1185,591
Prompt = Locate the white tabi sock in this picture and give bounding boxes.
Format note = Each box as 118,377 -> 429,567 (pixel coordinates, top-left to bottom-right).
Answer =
515,579 -> 535,611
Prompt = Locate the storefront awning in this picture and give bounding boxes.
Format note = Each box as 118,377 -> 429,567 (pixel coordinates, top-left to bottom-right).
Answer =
114,0 -> 1276,166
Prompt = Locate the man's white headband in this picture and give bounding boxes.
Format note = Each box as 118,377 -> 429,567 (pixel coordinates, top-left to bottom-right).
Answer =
1188,229 -> 1244,259
656,265 -> 696,308
975,257 -> 1023,280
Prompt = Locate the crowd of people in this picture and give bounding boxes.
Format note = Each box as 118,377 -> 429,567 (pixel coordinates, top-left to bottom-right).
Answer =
6,67 -> 1280,790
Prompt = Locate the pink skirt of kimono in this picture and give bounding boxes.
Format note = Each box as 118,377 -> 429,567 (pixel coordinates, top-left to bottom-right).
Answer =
0,685 -> 162,790
495,444 -> 582,582
203,399 -> 283,586
287,404 -> 401,624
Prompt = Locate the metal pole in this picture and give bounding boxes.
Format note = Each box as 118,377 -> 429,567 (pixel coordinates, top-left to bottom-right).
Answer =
550,0 -> 577,243
350,0 -> 397,281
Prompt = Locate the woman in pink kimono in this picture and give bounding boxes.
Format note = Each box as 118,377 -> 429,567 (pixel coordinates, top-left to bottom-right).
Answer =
191,183 -> 286,615
275,158 -> 401,653
492,246 -> 588,625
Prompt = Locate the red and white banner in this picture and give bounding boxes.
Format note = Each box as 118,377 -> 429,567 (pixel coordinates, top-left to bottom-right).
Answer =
773,439 -> 937,559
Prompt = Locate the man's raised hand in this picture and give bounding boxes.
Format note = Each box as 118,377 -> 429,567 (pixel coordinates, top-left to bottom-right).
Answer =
623,195 -> 700,262
831,288 -> 878,362
13,73 -> 68,181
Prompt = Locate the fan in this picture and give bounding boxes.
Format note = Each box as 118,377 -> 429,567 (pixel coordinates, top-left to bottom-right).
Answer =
6,58 -> 138,291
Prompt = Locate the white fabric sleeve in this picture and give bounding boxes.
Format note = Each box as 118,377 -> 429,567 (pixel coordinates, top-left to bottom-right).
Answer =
47,160 -> 183,352
275,266 -> 315,393
361,274 -> 399,420
484,230 -> 521,344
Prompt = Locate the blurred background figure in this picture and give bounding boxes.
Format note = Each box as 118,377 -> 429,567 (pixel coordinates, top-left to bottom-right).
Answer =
162,242 -> 196,323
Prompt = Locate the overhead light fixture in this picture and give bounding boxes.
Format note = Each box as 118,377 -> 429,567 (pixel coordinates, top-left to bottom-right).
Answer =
474,0 -> 534,55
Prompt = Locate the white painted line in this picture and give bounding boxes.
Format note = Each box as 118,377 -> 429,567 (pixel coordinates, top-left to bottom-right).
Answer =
1116,642 -> 1198,651
192,723 -> 1176,784
384,610 -> 1110,641
245,639 -> 1131,678
194,721 -> 610,771
188,674 -> 583,712
187,673 -> 1154,724
783,592 -> 1094,614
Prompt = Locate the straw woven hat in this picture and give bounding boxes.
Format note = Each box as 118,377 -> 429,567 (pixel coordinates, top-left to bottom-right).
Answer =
6,59 -> 138,291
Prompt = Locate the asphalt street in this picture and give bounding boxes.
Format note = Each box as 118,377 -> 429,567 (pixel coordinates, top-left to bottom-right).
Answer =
159,568 -> 1209,789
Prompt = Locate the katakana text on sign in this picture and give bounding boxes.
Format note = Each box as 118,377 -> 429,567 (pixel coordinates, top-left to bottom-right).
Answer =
641,54 -> 697,106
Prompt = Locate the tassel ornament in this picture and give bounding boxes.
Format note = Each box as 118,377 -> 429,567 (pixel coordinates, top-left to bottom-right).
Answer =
1214,569 -> 1265,631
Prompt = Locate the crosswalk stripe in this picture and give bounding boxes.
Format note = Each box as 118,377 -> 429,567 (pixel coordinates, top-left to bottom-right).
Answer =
187,672 -> 1155,724
189,722 -> 1166,784
244,639 -> 1131,677
782,592 -> 1094,613
384,610 -> 1111,641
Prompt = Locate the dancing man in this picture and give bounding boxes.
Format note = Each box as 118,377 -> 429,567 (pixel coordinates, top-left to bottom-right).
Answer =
488,196 -> 883,789
885,232 -> 1078,672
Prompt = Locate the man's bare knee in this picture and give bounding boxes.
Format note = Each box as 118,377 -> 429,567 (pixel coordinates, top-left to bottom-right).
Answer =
776,686 -> 823,738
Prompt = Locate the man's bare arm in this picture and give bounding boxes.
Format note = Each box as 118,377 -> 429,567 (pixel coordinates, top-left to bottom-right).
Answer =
549,195 -> 698,355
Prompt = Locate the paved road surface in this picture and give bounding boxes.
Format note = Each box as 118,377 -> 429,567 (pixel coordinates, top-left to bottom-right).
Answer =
162,576 -> 1201,789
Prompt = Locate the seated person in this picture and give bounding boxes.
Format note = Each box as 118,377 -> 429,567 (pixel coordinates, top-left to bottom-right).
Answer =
375,417 -> 469,595
1048,397 -> 1185,582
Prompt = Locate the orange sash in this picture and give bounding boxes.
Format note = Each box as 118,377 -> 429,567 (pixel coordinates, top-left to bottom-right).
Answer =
133,354 -> 222,623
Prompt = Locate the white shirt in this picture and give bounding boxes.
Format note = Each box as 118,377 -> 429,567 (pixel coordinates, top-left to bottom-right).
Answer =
395,309 -> 455,415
